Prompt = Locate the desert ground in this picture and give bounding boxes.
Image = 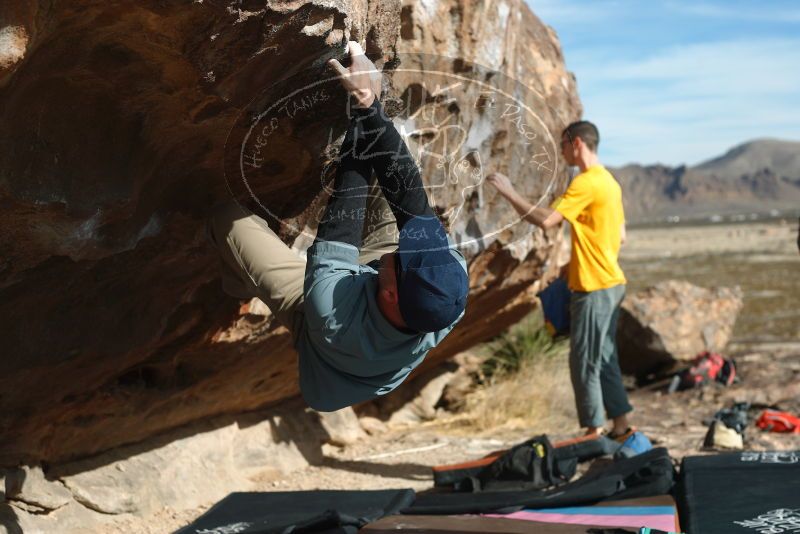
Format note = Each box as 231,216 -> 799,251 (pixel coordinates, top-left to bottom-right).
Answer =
98,219 -> 800,534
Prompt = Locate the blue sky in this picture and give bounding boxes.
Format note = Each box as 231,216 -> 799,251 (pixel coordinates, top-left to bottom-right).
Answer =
525,0 -> 800,166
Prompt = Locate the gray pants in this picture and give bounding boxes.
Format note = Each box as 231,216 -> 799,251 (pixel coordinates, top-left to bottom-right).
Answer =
569,284 -> 632,428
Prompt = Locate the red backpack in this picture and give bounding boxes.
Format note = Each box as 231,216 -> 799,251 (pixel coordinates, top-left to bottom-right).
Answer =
756,410 -> 800,434
668,351 -> 736,393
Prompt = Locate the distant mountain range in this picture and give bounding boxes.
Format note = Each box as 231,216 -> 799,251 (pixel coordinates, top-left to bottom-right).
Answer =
608,139 -> 800,223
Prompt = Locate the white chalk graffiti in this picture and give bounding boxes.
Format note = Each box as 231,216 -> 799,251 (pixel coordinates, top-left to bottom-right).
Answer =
227,54 -> 560,250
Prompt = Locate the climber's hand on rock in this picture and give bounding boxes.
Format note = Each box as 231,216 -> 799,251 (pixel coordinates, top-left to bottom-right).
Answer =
487,172 -> 516,198
328,41 -> 382,108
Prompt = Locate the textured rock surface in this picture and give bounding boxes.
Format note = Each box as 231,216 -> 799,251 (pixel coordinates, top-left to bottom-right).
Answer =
0,504 -> 24,534
358,363 -> 459,425
0,0 -> 580,466
1,402 -> 332,531
617,280 -> 744,377
317,407 -> 368,446
54,403 -> 325,516
4,465 -> 72,511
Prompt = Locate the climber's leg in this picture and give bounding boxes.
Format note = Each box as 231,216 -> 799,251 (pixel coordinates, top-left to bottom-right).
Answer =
208,201 -> 305,335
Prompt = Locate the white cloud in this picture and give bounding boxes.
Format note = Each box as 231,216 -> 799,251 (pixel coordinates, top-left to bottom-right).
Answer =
665,1 -> 800,23
572,38 -> 800,164
584,39 -> 800,93
522,1 -> 800,165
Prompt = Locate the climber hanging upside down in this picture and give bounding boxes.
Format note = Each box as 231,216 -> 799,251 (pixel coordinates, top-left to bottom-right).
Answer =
207,42 -> 469,411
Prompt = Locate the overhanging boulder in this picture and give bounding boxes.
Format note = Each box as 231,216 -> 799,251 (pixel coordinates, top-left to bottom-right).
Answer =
0,0 -> 580,466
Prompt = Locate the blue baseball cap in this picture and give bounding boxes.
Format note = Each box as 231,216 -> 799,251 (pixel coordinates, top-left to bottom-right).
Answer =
396,216 -> 469,333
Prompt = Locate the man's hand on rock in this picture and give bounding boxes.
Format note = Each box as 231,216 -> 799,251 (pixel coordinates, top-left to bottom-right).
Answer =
328,41 -> 382,109
487,172 -> 517,199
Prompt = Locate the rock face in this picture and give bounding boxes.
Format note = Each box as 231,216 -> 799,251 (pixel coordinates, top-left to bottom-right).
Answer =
4,465 -> 72,512
1,402 -> 336,532
0,0 -> 580,467
617,280 -> 744,378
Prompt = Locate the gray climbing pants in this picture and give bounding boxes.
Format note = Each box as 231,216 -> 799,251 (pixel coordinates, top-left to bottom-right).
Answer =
569,283 -> 633,428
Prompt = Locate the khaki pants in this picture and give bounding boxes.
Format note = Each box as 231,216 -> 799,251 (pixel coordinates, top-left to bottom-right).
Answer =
208,180 -> 398,335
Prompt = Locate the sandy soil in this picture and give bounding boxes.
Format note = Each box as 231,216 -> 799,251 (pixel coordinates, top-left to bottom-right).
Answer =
620,219 -> 798,260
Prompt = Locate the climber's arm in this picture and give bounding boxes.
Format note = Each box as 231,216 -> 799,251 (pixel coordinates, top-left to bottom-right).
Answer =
312,122 -> 370,249
329,41 -> 435,231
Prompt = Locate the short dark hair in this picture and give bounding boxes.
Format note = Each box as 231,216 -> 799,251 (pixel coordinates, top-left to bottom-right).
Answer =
563,121 -> 600,152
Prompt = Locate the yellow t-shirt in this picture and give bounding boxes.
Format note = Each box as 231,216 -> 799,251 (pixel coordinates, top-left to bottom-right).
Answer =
552,165 -> 626,292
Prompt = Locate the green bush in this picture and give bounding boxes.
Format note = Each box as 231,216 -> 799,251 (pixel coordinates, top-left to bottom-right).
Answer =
482,312 -> 568,380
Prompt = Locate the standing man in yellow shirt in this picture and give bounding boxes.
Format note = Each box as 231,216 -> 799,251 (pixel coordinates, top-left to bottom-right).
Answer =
487,121 -> 633,439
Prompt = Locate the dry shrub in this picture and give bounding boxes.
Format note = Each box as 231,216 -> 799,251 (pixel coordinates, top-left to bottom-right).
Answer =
462,353 -> 576,433
458,312 -> 577,434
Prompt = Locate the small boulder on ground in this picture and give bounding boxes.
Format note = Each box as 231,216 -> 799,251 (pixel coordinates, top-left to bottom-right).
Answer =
617,280 -> 743,378
4,465 -> 72,511
316,407 -> 367,446
353,352 -> 486,427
